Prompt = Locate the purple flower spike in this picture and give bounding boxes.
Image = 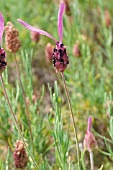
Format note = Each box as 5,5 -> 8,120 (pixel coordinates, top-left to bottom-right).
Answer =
87,116 -> 92,133
0,12 -> 4,44
17,3 -> 69,72
58,3 -> 65,44
17,19 -> 57,43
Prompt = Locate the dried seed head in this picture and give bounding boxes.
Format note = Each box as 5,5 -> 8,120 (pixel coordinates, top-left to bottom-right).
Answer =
30,30 -> 40,42
73,42 -> 81,58
0,48 -> 7,75
45,43 -> 54,63
52,42 -> 69,72
63,0 -> 71,16
5,22 -> 21,53
13,140 -> 28,169
105,10 -> 111,28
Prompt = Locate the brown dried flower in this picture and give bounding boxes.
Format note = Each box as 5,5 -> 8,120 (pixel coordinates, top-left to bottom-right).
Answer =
105,10 -> 111,28
73,41 -> 81,58
5,22 -> 21,53
63,0 -> 71,16
13,140 -> 28,169
30,30 -> 40,42
45,43 -> 54,63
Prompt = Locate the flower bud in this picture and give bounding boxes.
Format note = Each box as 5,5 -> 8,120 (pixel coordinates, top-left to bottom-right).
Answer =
83,117 -> 98,152
13,140 -> 28,169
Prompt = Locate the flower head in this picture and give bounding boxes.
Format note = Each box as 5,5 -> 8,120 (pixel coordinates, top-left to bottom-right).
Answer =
5,22 -> 21,53
13,140 -> 28,169
83,117 -> 98,152
17,3 -> 69,72
0,12 -> 7,75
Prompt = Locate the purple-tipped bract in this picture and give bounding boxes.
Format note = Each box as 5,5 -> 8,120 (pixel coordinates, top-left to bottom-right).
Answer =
58,3 -> 65,44
0,12 -> 4,44
87,116 -> 92,133
17,19 -> 57,43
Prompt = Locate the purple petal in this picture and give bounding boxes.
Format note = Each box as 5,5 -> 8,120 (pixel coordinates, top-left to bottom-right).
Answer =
58,3 -> 65,44
0,12 -> 4,44
17,19 -> 57,43
87,116 -> 92,133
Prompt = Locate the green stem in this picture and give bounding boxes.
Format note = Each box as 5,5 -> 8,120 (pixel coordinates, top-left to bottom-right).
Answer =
0,75 -> 39,169
89,151 -> 94,170
61,72 -> 80,169
14,53 -> 33,143
81,151 -> 86,170
98,148 -> 111,156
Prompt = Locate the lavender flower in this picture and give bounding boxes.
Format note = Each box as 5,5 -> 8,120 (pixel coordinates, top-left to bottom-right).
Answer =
83,117 -> 98,152
0,12 -> 7,75
17,3 -> 69,72
13,140 -> 28,169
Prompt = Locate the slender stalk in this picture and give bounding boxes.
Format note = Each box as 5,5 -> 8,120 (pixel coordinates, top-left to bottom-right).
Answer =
61,72 -> 80,169
0,75 -> 39,169
81,151 -> 86,170
90,151 -> 94,170
13,53 -> 33,142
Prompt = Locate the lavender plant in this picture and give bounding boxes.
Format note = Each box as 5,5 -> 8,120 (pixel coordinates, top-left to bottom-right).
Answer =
17,3 -> 80,168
